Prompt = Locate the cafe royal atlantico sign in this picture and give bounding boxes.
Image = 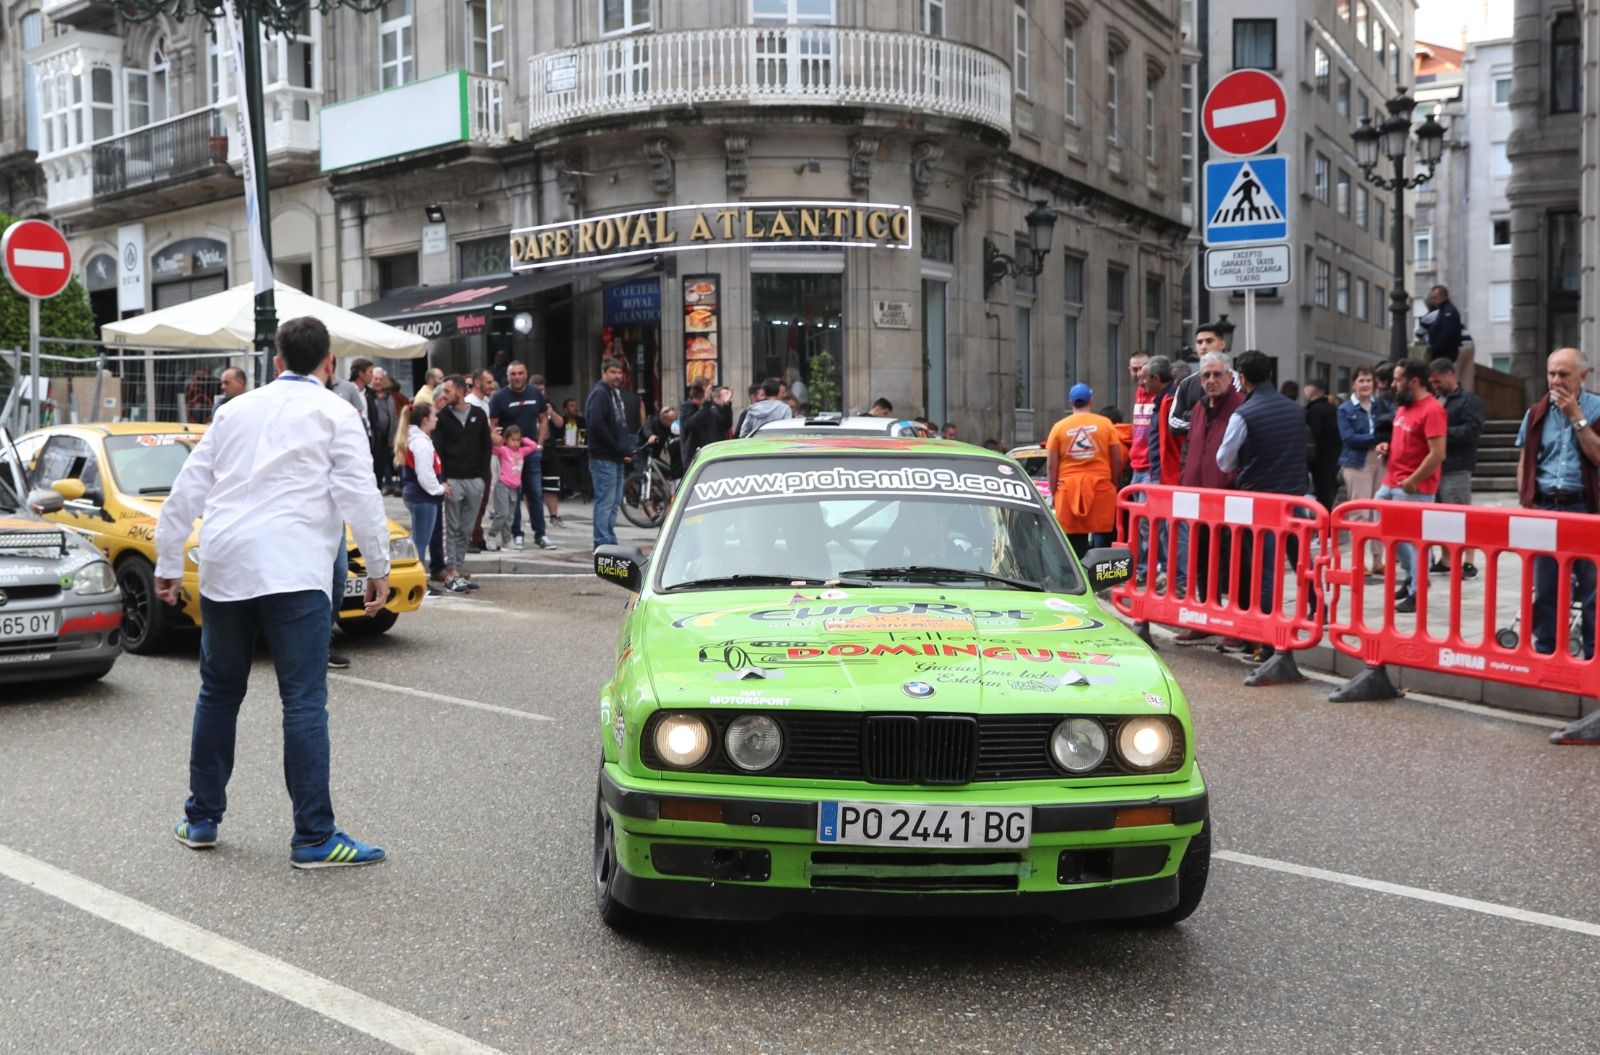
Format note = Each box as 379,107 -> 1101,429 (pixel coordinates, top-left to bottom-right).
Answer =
509,200 -> 914,271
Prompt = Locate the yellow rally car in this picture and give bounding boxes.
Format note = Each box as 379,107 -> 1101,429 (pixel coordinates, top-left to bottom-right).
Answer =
15,422 -> 427,653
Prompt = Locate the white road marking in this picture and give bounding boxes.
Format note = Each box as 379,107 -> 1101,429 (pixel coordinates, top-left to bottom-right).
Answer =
0,843 -> 506,1055
1211,99 -> 1278,128
1216,850 -> 1600,939
11,247 -> 65,269
462,572 -> 590,578
329,673 -> 554,722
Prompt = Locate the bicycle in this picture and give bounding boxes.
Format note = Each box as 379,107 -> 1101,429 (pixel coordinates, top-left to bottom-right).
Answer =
621,446 -> 674,529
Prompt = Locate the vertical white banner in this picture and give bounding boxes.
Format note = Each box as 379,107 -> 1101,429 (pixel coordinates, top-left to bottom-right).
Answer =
220,0 -> 272,296
116,223 -> 145,313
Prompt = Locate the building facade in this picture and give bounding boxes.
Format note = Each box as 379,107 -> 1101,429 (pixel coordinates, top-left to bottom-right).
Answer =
1506,0 -> 1599,380
1413,37 -> 1515,373
1205,0 -> 1413,394
0,0 -> 1194,444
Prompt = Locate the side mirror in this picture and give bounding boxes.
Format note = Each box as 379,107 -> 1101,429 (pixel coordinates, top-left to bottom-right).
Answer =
594,545 -> 648,593
1082,545 -> 1134,589
28,489 -> 65,515
51,478 -> 86,501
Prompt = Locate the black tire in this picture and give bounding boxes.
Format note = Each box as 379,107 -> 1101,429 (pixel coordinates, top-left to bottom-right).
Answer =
621,470 -> 669,529
337,608 -> 400,637
117,555 -> 177,655
1125,817 -> 1210,928
594,778 -> 646,931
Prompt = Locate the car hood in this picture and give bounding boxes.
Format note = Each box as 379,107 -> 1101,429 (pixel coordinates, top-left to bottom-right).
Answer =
0,515 -> 106,585
637,587 -> 1173,715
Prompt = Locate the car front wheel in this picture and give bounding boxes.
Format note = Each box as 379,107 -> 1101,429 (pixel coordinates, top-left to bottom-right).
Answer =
337,608 -> 399,637
594,777 -> 645,932
117,556 -> 176,654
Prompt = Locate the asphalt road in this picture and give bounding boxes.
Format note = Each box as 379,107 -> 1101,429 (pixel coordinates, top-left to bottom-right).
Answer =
3,578 -> 1597,1055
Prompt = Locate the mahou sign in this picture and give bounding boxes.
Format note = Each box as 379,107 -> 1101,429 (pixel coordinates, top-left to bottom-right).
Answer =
510,200 -> 914,271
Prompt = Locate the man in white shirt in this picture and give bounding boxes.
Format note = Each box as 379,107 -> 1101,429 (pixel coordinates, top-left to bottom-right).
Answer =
154,317 -> 393,869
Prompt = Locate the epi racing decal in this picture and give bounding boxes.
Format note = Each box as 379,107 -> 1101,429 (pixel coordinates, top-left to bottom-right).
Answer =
687,464 -> 1036,510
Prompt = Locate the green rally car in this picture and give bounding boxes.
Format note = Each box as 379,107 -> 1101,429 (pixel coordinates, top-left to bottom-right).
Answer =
592,436 -> 1208,928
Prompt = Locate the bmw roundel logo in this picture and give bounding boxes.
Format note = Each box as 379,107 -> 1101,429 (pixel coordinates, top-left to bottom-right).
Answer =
902,680 -> 935,698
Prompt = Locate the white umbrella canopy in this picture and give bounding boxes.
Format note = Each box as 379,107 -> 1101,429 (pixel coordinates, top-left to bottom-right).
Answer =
100,281 -> 429,359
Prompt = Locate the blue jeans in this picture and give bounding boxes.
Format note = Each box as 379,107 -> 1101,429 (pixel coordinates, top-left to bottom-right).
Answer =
331,541 -> 348,629
407,500 -> 440,573
1532,500 -> 1597,659
428,507 -> 445,577
511,452 -> 546,539
1374,485 -> 1435,599
1128,470 -> 1166,579
185,590 -> 336,848
590,456 -> 624,547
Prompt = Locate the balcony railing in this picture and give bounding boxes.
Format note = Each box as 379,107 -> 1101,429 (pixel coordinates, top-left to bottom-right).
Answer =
319,70 -> 505,173
527,27 -> 1012,137
92,107 -> 228,197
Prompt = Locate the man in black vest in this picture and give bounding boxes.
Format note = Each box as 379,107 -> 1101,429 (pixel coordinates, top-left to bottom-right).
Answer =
1216,351 -> 1311,662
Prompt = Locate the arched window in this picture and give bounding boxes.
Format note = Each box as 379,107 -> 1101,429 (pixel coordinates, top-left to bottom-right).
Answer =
150,36 -> 171,122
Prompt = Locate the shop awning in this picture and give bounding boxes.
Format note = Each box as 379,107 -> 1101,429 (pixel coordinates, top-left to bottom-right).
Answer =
352,262 -> 648,340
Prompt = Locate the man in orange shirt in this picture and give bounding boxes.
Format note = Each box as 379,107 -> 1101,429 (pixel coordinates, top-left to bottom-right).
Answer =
1046,384 -> 1125,557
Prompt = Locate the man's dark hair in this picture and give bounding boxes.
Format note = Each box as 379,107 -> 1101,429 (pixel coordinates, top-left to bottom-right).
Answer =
443,373 -> 468,393
871,397 -> 894,412
1431,284 -> 1450,300
1427,357 -> 1457,376
477,368 -> 496,384
1280,380 -> 1300,401
1194,321 -> 1230,344
1235,350 -> 1273,386
276,316 -> 331,375
761,377 -> 782,398
1374,361 -> 1395,384
601,357 -> 626,373
747,384 -> 761,397
1144,355 -> 1174,384
1399,358 -> 1432,386
1353,365 -> 1375,382
348,357 -> 374,381
220,366 -> 246,385
507,359 -> 527,372
1097,405 -> 1123,424
1303,381 -> 1325,400
688,383 -> 706,400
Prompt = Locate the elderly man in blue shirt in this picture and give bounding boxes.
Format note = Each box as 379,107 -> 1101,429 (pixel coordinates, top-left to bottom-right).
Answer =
1515,348 -> 1600,744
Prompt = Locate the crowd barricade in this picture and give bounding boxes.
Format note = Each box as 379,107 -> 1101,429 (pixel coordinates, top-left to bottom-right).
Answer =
1324,500 -> 1598,699
1111,485 -> 1329,684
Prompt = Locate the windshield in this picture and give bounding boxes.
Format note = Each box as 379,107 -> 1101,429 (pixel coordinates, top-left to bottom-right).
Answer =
104,433 -> 201,495
0,431 -> 23,512
658,456 -> 1083,594
1012,451 -> 1049,483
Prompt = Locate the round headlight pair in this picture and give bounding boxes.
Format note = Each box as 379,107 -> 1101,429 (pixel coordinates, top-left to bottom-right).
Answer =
651,713 -> 784,772
1050,716 -> 1175,773
70,561 -> 116,595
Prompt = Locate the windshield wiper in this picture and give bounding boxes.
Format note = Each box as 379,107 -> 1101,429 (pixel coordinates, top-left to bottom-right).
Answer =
666,573 -> 871,591
138,486 -> 173,495
841,565 -> 1045,591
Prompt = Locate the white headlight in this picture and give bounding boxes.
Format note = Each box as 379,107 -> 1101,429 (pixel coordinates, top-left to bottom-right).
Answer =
71,561 -> 116,595
653,713 -> 712,768
724,715 -> 783,771
390,537 -> 419,562
1117,717 -> 1175,769
1050,718 -> 1109,773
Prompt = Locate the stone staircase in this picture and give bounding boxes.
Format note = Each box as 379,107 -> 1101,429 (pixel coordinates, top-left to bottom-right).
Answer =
1473,420 -> 1520,494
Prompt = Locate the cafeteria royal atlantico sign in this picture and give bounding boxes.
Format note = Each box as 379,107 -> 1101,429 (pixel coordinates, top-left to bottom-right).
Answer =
509,200 -> 914,271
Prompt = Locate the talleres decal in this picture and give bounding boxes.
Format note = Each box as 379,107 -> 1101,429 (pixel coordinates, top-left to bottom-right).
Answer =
688,465 -> 1037,508
673,601 -> 1103,634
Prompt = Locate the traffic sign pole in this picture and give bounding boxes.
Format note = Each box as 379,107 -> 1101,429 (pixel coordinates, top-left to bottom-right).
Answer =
28,297 -> 39,432
1244,289 -> 1256,356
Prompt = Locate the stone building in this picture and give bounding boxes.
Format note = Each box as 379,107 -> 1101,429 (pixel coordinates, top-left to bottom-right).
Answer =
1205,0 -> 1414,393
0,0 -> 1192,442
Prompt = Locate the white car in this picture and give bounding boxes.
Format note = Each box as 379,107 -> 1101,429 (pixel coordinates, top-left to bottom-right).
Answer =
752,414 -> 934,438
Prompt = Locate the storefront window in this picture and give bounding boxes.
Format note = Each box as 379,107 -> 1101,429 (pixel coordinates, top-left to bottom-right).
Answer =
752,273 -> 843,413
458,236 -> 510,279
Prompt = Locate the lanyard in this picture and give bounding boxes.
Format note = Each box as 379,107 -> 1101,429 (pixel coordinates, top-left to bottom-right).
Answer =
277,372 -> 323,386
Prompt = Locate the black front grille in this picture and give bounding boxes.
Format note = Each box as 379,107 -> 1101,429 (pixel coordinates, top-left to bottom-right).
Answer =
862,716 -> 918,783
642,712 -> 1184,784
0,583 -> 61,601
810,851 -> 1023,891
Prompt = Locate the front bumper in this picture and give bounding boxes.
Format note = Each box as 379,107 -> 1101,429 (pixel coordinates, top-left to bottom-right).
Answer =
600,765 -> 1206,922
0,599 -> 122,685
336,559 -> 428,619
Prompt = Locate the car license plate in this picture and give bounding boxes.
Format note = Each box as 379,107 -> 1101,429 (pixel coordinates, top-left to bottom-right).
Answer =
343,576 -> 367,600
0,611 -> 59,641
817,801 -> 1031,849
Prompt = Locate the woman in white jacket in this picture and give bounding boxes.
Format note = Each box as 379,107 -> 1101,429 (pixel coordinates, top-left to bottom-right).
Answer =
394,402 -> 449,592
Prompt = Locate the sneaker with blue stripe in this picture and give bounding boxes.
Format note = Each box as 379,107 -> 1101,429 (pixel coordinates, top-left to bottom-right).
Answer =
173,819 -> 218,849
290,831 -> 386,870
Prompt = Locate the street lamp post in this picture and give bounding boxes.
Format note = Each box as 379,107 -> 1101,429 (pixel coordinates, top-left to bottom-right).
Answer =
1352,88 -> 1447,363
110,0 -> 386,361
982,201 -> 1058,299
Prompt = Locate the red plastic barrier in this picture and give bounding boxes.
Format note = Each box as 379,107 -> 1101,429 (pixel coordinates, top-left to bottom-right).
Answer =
1111,484 -> 1329,652
1325,500 -> 1598,694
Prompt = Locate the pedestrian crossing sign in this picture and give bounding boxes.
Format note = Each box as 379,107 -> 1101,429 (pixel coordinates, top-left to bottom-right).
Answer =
1203,156 -> 1290,247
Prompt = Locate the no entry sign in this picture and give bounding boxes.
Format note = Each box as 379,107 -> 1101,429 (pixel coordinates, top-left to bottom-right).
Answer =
1,219 -> 73,299
1202,70 -> 1288,157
